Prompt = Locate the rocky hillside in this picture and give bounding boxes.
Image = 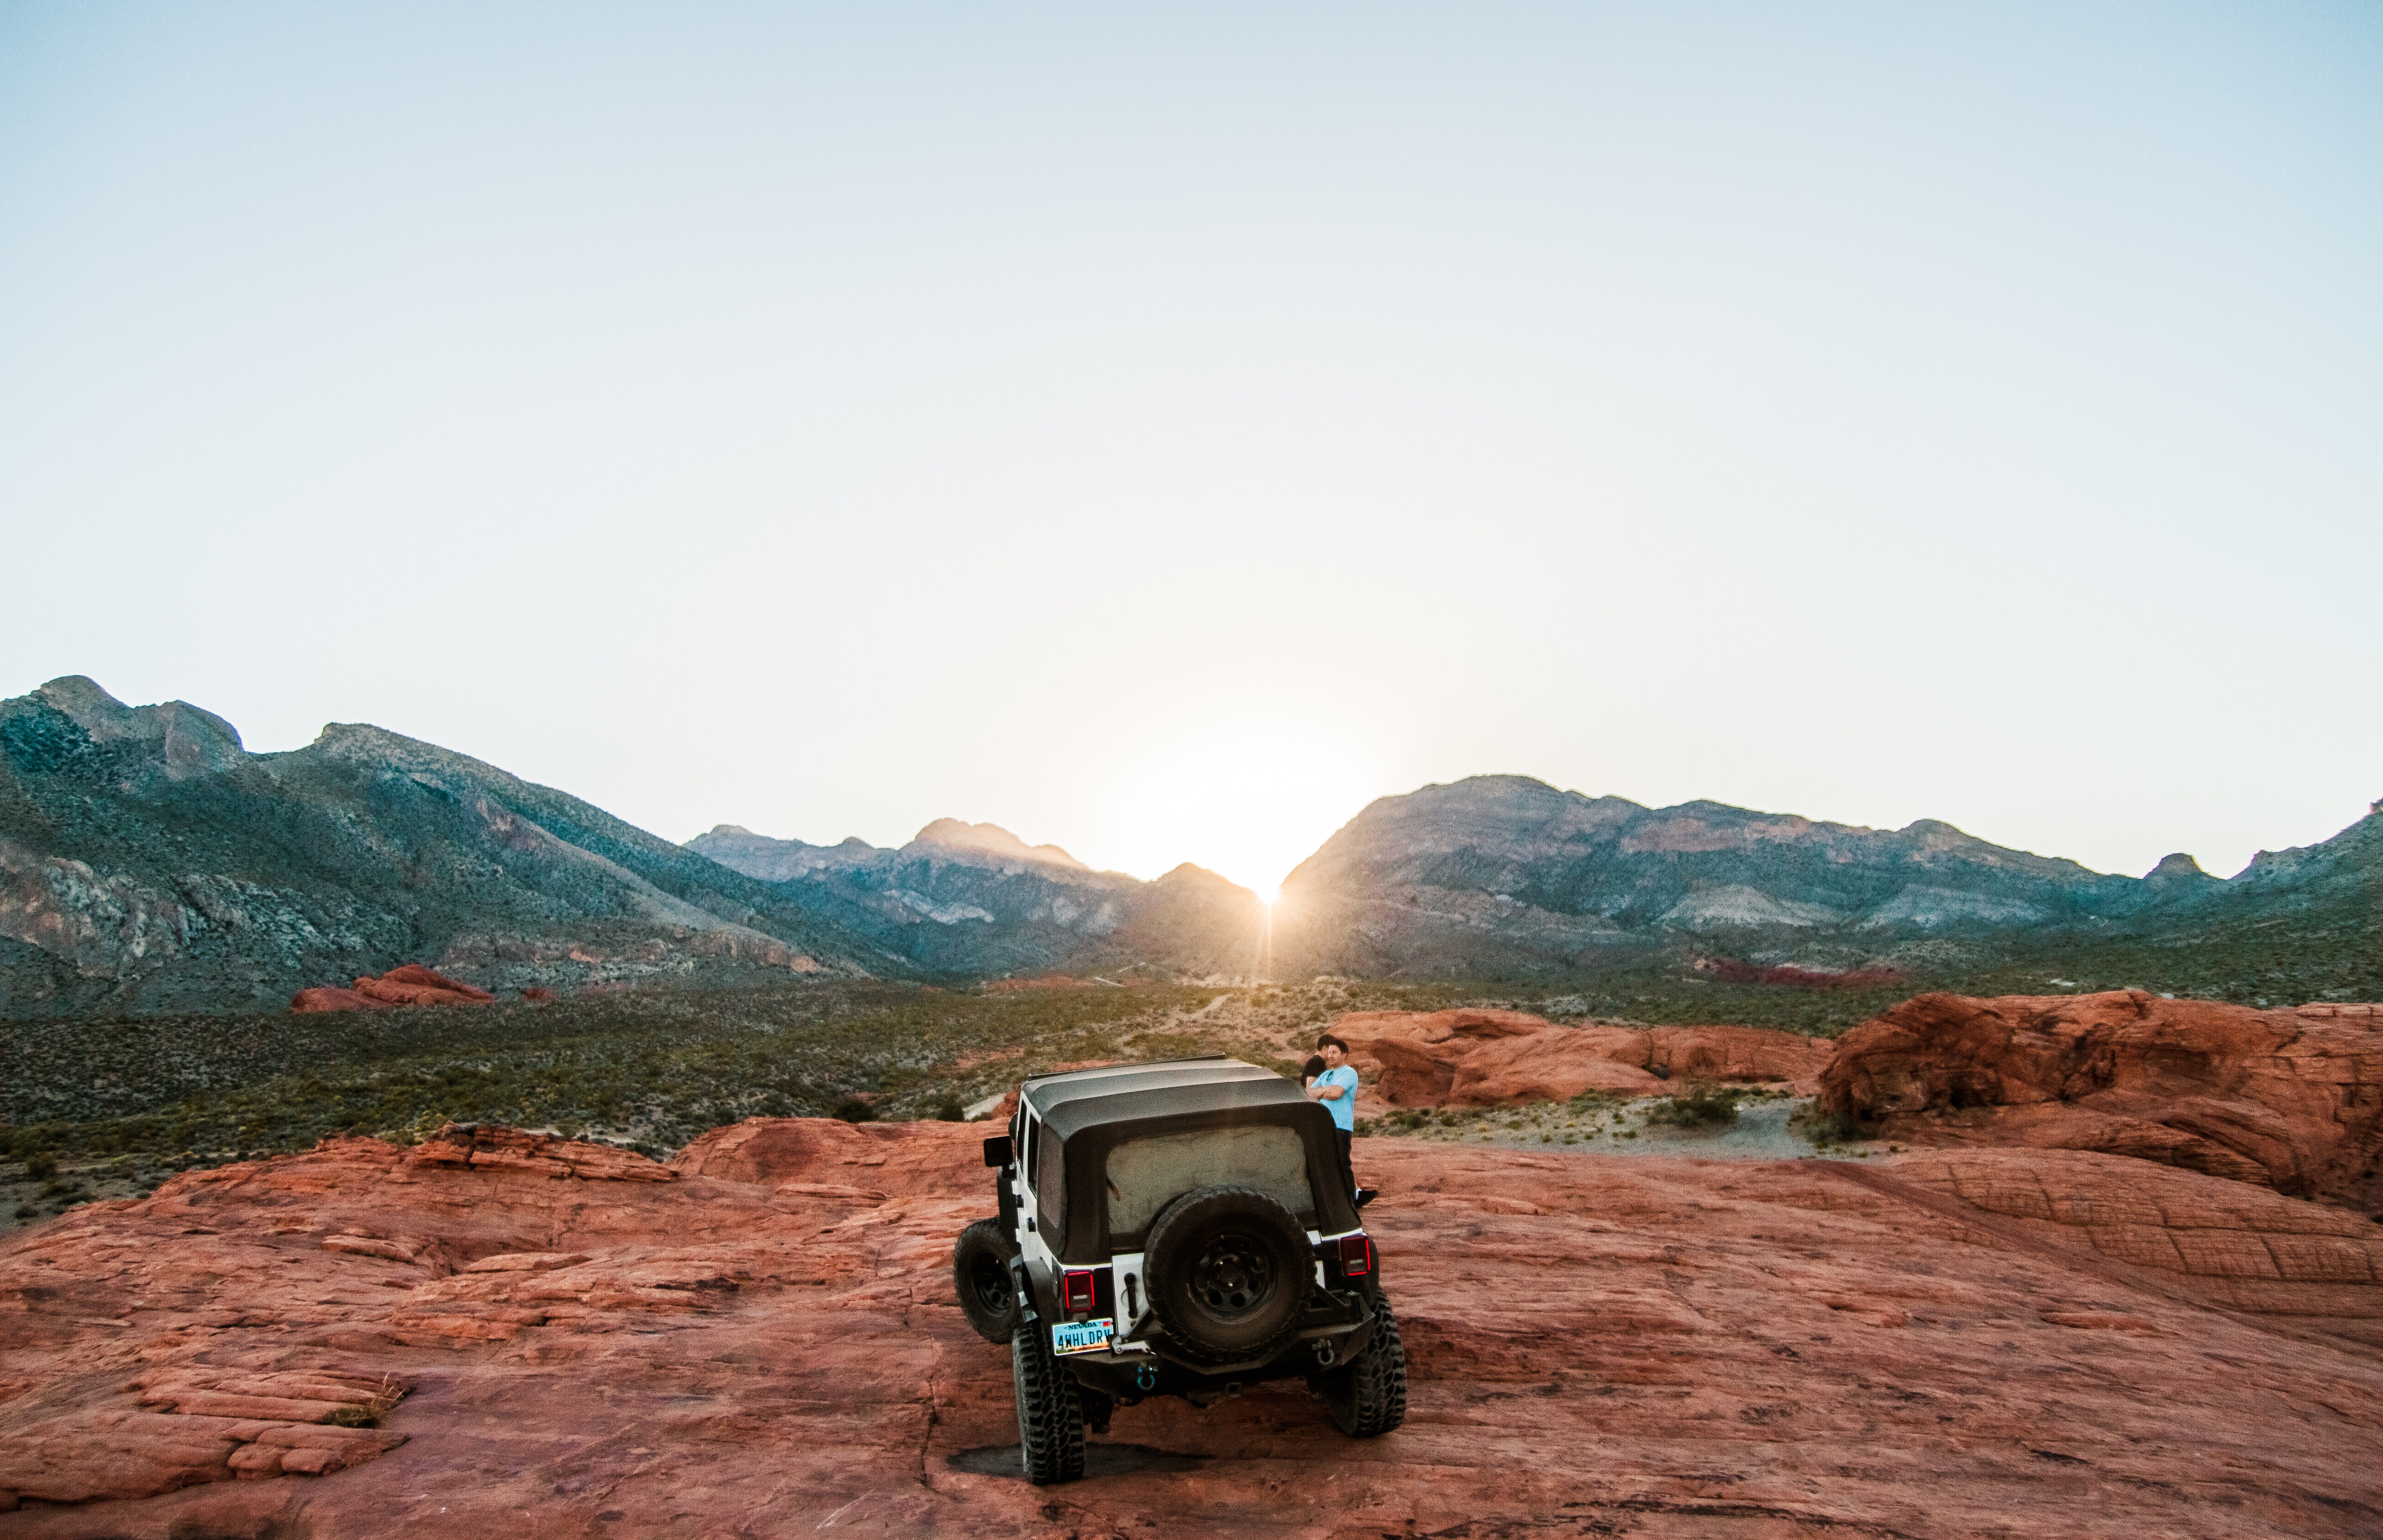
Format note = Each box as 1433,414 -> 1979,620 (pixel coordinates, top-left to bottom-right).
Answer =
1267,775 -> 2379,977
688,822 -> 1266,982
0,679 -> 898,1016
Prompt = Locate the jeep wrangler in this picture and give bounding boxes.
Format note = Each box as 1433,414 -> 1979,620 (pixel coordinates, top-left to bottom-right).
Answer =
951,1056 -> 1406,1484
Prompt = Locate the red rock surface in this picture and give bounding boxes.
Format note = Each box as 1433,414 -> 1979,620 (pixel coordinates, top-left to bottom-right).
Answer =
1819,991 -> 2383,1211
5,1117 -> 2380,1537
290,965 -> 496,1014
1330,1008 -> 1837,1106
1693,956 -> 1907,989
285,987 -> 386,1013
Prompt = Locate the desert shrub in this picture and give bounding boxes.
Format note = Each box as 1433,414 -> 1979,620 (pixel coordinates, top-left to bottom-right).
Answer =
829,1097 -> 877,1124
1795,1105 -> 1868,1145
930,1095 -> 964,1122
1644,1083 -> 1740,1128
23,1152 -> 57,1181
1126,1031 -> 1209,1061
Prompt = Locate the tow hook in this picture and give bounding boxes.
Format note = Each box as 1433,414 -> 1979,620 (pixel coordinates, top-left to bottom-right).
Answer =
1134,1363 -> 1159,1391
1312,1340 -> 1337,1368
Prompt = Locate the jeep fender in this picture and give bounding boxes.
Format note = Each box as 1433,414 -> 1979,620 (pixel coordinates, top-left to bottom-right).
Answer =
996,1162 -> 1020,1240
1010,1253 -> 1057,1327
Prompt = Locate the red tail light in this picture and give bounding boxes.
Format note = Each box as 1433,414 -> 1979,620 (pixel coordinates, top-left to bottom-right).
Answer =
1061,1269 -> 1097,1312
1336,1235 -> 1374,1278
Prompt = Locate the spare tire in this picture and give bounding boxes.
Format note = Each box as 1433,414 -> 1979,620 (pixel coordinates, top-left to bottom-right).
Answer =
1143,1184 -> 1311,1367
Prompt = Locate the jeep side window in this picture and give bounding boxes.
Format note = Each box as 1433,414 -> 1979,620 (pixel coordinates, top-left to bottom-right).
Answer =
1036,1119 -> 1065,1223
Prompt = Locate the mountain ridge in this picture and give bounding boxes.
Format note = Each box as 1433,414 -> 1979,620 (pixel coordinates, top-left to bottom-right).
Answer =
3,677 -> 2372,1012
1261,773 -> 2375,977
0,678 -> 901,1016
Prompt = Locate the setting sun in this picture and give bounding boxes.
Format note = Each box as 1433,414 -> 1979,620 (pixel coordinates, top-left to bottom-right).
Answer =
1096,742 -> 1381,898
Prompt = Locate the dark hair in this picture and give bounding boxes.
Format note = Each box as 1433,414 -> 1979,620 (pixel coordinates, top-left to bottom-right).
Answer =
1316,1033 -> 1349,1054
1300,1054 -> 1326,1084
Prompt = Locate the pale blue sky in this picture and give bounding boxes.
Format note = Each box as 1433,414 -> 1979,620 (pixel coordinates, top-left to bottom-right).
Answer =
3,3 -> 2377,891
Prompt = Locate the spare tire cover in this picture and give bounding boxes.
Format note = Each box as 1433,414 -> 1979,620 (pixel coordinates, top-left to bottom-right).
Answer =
1142,1183 -> 1311,1366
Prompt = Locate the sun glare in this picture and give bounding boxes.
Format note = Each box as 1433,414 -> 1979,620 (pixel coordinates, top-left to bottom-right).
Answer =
1102,742 -> 1378,898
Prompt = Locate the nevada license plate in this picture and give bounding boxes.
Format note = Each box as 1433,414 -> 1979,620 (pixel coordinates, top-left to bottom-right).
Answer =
1051,1318 -> 1115,1356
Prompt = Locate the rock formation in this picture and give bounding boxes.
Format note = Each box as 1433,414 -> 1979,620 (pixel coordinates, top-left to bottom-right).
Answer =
2,1119 -> 2379,1536
1692,955 -> 1907,989
1819,990 -> 2383,1211
1328,1007 -> 1839,1105
289,964 -> 498,1014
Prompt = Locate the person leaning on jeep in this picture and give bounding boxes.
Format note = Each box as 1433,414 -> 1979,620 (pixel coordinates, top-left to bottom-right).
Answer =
1305,1034 -> 1374,1207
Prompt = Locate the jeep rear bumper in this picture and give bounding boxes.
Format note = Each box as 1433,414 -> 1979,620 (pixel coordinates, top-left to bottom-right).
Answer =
1063,1286 -> 1380,1395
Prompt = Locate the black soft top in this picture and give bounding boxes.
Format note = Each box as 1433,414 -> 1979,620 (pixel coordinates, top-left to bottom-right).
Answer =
1022,1057 -> 1304,1140
1018,1057 -> 1359,1261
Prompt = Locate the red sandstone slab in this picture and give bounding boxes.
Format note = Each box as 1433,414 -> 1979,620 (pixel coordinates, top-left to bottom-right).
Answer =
0,1118 -> 2377,1536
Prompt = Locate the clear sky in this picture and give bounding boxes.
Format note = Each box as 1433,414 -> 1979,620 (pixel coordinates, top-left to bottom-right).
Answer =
3,3 -> 2377,895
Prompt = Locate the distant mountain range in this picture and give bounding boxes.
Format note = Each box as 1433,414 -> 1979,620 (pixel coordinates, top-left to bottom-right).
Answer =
684,820 -> 1263,983
697,774 -> 2375,983
2,677 -> 2373,1014
1261,775 -> 2376,977
0,678 -> 897,1016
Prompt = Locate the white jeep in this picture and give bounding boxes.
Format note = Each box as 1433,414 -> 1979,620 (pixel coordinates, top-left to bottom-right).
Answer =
952,1057 -> 1406,1483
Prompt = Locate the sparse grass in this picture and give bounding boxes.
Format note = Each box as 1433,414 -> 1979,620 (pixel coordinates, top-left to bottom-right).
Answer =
1370,896 -> 2379,1037
4,895 -> 2372,1198
0,980 -> 1303,1177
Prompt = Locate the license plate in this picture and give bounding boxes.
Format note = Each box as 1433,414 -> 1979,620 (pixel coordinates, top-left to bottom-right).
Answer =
1051,1318 -> 1114,1356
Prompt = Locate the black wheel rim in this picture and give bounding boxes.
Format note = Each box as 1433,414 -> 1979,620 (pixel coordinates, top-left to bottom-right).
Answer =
970,1250 -> 1010,1314
1189,1230 -> 1276,1317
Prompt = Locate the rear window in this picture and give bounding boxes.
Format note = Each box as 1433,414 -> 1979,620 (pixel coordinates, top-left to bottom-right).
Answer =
1103,1125 -> 1311,1238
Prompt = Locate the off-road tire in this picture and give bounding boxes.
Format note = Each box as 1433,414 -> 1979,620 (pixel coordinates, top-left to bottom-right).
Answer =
1011,1320 -> 1086,1484
1142,1184 -> 1311,1368
953,1219 -> 1020,1344
1319,1286 -> 1407,1437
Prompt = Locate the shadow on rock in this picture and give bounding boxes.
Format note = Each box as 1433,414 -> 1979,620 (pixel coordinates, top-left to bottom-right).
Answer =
947,1443 -> 1210,1479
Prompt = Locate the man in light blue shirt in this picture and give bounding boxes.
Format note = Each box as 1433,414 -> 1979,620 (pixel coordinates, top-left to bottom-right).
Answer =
1305,1034 -> 1374,1207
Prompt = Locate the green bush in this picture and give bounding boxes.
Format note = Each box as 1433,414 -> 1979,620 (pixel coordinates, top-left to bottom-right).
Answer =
829,1097 -> 877,1124
1644,1083 -> 1740,1128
